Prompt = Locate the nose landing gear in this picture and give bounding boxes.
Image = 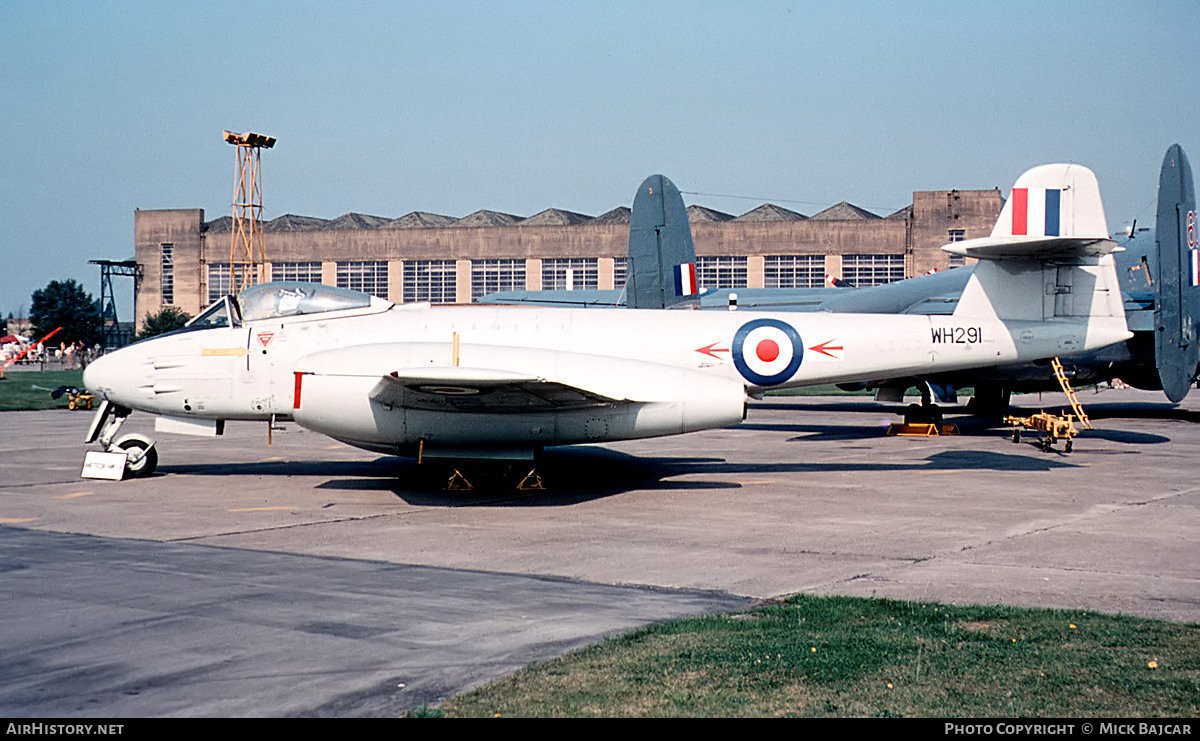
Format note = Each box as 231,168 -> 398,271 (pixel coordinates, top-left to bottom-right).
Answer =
84,401 -> 159,479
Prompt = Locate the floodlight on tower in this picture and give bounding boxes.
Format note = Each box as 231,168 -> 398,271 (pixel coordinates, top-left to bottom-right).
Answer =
223,130 -> 276,295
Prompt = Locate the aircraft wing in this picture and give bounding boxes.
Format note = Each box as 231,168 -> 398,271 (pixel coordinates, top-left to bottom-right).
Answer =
369,366 -> 621,413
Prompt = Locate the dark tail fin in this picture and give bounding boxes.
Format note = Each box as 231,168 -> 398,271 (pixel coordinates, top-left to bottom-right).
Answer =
627,174 -> 698,308
1154,144 -> 1200,401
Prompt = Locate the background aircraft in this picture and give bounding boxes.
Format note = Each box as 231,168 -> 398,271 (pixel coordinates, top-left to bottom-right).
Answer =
480,146 -> 1200,421
81,164 -> 1131,482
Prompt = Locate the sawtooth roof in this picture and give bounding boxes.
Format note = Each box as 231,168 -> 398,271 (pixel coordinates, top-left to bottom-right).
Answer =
264,214 -> 332,231
517,208 -> 593,226
686,205 -> 735,222
199,197 -> 905,233
734,203 -> 807,222
386,211 -> 458,229
327,213 -> 392,230
808,201 -> 880,220
591,207 -> 631,224
202,215 -> 234,232
453,210 -> 524,227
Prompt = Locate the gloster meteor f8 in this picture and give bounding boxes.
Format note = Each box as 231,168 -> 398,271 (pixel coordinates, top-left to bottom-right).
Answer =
84,163 -> 1130,480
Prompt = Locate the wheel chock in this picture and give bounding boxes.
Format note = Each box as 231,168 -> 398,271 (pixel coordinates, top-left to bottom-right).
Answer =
515,468 -> 545,491
887,422 -> 959,436
444,468 -> 474,491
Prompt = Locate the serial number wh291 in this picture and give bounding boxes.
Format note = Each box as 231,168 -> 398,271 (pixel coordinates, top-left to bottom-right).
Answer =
931,326 -> 983,344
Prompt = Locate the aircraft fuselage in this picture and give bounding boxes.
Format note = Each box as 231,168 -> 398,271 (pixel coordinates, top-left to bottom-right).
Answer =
84,296 -> 1128,454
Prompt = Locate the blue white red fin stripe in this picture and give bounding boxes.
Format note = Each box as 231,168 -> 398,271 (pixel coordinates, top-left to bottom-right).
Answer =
674,263 -> 697,296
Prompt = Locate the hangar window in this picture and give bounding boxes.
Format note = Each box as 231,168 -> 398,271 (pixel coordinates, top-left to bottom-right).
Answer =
403,260 -> 457,304
542,258 -> 598,291
842,254 -> 905,286
471,259 -> 526,301
696,256 -> 747,289
337,261 -> 389,299
765,255 -> 824,288
613,257 -> 628,289
271,261 -> 323,283
207,263 -> 232,304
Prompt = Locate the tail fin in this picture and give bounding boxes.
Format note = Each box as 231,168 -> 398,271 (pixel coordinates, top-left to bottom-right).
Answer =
627,174 -> 698,309
989,163 -> 1109,240
948,163 -> 1128,351
1153,144 -> 1199,401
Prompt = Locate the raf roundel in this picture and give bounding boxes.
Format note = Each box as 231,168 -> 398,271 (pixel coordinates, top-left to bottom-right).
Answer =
732,318 -> 804,386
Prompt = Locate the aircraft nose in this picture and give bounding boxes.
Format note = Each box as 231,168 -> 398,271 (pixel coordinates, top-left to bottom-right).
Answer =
83,352 -> 113,396
84,349 -> 135,403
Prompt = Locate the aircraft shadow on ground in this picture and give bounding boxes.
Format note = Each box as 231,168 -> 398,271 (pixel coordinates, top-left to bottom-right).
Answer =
157,447 -> 732,507
154,401 -> 1170,505
160,458 -> 399,479
664,448 -> 1077,476
315,445 -> 1078,506
739,414 -> 1013,441
757,398 -> 1200,424
736,422 -> 889,441
1079,429 -> 1170,444
1057,401 -> 1200,424
316,447 -> 742,507
746,402 -> 1181,445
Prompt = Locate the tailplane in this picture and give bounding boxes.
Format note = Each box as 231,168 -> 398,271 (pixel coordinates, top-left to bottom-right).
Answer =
627,174 -> 698,308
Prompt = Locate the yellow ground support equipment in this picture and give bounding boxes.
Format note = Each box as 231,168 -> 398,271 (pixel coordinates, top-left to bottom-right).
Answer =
49,385 -> 94,410
67,390 -> 95,410
886,422 -> 960,436
1005,412 -> 1078,452
1050,357 -> 1093,430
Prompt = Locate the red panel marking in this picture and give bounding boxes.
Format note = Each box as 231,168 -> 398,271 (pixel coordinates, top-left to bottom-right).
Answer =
293,372 -> 304,409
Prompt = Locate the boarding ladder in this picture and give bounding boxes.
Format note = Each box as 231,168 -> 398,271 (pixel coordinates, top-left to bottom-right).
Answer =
1050,357 -> 1092,430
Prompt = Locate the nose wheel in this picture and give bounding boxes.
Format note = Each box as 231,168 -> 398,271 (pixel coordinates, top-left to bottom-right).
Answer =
84,401 -> 159,479
115,437 -> 158,478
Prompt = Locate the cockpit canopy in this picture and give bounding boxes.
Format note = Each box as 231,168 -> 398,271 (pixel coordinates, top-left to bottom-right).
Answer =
185,281 -> 384,330
239,281 -> 374,321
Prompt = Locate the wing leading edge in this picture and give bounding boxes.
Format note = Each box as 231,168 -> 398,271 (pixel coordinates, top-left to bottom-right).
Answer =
369,367 -> 620,413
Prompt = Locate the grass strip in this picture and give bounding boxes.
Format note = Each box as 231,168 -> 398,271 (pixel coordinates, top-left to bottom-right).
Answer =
0,370 -> 87,411
441,595 -> 1200,718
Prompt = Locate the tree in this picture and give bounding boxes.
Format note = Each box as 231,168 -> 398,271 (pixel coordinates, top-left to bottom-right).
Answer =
137,306 -> 192,340
29,279 -> 100,346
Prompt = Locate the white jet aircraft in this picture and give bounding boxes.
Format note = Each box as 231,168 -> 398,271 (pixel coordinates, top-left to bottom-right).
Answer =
83,162 -> 1130,482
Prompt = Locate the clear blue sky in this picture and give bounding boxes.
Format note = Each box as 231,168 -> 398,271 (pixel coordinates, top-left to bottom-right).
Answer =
2,0 -> 1197,321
